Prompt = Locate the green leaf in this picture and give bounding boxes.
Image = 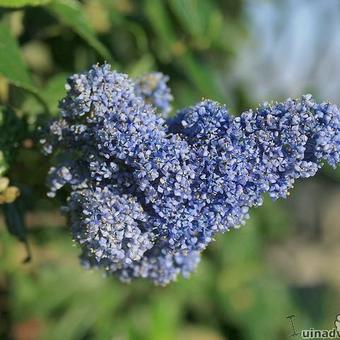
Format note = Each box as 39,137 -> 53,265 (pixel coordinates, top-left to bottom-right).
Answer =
47,0 -> 113,63
169,0 -> 214,38
24,72 -> 67,115
145,0 -> 176,47
0,150 -> 8,176
41,73 -> 67,115
0,105 -> 27,166
179,52 -> 224,101
149,295 -> 180,340
22,73 -> 67,116
0,23 -> 33,89
2,200 -> 31,263
169,0 -> 224,49
128,54 -> 155,78
0,0 -> 50,7
144,0 -> 224,101
0,24 -> 49,112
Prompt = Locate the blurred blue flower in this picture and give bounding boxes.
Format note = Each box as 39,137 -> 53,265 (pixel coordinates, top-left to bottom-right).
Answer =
135,72 -> 173,116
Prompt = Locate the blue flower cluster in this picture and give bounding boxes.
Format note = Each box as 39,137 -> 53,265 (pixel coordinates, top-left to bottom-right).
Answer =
135,72 -> 173,116
42,64 -> 340,285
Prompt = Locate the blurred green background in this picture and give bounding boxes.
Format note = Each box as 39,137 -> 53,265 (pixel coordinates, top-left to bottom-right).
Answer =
0,0 -> 340,339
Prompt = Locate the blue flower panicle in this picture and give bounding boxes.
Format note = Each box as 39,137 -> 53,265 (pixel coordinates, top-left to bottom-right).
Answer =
42,64 -> 340,285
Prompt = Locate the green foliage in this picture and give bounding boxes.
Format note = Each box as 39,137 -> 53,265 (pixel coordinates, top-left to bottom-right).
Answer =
0,23 -> 34,90
47,0 -> 114,64
0,24 -> 49,111
0,106 -> 26,167
169,0 -> 223,44
0,0 -> 50,7
2,200 -> 30,261
0,150 -> 7,175
0,105 -> 29,256
145,0 -> 225,102
40,73 -> 67,115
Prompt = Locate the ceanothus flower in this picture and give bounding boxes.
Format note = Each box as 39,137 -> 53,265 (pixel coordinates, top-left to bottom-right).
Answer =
134,72 -> 173,116
42,64 -> 340,286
